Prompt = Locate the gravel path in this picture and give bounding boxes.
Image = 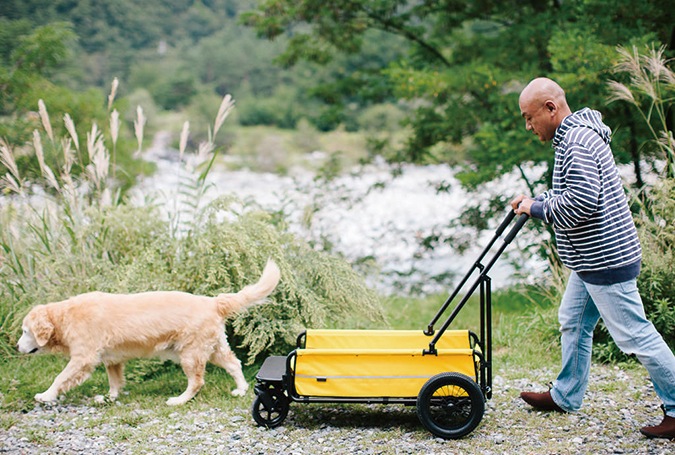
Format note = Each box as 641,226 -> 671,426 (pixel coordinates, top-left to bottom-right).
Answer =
1,364 -> 672,454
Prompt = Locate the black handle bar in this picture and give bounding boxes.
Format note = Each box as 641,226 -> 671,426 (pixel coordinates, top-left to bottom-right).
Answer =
424,211 -> 529,340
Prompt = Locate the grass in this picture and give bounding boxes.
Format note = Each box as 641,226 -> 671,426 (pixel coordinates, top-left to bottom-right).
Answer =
220,123 -> 408,175
381,285 -> 559,366
0,285 -> 559,413
4,289 -> 666,455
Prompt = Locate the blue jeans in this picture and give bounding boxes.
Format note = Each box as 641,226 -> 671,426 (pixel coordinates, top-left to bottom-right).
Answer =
550,272 -> 675,417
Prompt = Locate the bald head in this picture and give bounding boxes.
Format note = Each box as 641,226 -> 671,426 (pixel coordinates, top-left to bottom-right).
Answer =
519,77 -> 572,142
519,78 -> 568,108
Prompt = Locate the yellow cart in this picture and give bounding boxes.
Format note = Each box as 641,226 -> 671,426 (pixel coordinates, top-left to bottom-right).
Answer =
252,212 -> 528,439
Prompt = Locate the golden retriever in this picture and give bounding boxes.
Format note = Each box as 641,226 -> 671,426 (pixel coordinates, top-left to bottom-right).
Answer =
17,259 -> 281,405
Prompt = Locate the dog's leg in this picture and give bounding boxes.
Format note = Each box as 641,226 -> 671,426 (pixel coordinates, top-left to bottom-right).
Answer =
166,351 -> 207,406
209,335 -> 248,397
104,363 -> 125,401
35,357 -> 96,403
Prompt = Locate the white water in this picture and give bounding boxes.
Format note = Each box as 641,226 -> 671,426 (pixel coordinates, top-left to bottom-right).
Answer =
131,133 -> 547,295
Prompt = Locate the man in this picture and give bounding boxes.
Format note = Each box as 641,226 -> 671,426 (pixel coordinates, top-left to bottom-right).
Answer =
511,77 -> 675,439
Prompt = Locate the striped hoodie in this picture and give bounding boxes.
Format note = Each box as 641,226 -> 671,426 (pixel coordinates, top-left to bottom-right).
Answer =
530,108 -> 642,279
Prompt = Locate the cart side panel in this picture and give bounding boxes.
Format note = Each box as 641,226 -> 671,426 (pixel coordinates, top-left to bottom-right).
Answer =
304,329 -> 472,350
293,348 -> 477,398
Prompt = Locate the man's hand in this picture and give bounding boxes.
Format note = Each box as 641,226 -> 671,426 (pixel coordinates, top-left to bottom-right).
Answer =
510,194 -> 534,216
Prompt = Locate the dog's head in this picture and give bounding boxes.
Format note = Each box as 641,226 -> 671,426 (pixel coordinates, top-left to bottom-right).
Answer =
17,305 -> 54,354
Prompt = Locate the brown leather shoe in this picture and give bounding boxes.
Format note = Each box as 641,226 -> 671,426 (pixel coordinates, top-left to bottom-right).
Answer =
520,390 -> 565,412
640,413 -> 675,439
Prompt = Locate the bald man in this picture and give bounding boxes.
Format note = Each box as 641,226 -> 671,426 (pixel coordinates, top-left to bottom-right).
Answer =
511,78 -> 675,439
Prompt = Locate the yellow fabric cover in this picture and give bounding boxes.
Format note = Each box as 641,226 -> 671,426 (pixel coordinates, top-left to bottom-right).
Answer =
303,329 -> 472,350
293,330 -> 479,398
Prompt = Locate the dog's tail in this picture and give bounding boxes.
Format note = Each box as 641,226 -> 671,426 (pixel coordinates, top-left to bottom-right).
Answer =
215,259 -> 281,318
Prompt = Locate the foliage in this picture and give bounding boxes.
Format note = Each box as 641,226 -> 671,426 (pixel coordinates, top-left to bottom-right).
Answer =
0,21 -> 150,188
0,22 -> 79,138
607,45 -> 675,178
242,0 -> 673,191
1,1 -> 412,158
0,91 -> 385,365
635,181 -> 675,352
592,179 -> 675,363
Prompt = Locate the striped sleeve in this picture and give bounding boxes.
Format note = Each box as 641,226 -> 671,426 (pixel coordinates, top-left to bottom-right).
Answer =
542,143 -> 601,229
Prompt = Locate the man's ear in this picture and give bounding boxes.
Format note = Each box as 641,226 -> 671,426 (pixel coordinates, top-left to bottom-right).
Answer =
545,100 -> 557,113
31,307 -> 54,347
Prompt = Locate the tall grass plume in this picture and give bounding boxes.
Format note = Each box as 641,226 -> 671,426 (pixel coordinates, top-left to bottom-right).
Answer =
608,44 -> 675,178
0,80 -> 386,365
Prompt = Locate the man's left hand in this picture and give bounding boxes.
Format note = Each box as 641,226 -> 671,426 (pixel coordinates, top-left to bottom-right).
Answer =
510,194 -> 534,215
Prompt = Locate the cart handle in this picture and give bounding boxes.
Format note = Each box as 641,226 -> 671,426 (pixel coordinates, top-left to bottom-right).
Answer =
495,209 -> 516,237
504,213 -> 529,244
425,211 -> 527,336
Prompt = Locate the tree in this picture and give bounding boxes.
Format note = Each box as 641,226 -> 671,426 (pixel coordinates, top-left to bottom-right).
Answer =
242,0 -> 674,189
0,22 -> 82,147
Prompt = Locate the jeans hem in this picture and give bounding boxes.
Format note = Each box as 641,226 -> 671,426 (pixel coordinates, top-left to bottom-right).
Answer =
550,387 -> 576,413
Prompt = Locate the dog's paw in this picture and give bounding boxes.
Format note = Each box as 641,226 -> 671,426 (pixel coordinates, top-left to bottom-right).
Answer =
35,392 -> 57,403
231,387 -> 248,397
166,397 -> 186,406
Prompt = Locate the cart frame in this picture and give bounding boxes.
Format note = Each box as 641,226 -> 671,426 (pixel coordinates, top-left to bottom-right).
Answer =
252,211 -> 528,438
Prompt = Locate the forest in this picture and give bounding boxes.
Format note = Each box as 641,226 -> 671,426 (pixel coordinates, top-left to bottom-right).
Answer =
0,0 -> 674,361
2,0 -> 673,179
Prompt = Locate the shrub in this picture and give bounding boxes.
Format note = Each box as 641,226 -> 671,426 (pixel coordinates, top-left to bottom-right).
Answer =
593,179 -> 675,362
593,44 -> 675,362
356,103 -> 405,132
0,86 -> 386,364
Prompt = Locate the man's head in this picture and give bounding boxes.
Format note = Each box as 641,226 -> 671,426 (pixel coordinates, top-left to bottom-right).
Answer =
519,77 -> 572,142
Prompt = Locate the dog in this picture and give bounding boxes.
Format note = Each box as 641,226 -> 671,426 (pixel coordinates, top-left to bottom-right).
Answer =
17,259 -> 281,405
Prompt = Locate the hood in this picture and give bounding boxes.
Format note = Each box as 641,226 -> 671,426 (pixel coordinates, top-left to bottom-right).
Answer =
552,107 -> 612,148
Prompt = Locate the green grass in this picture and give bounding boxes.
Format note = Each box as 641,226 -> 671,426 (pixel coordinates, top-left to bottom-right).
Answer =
381,285 -> 561,369
221,124 -> 407,174
0,354 -> 263,412
0,285 -> 559,414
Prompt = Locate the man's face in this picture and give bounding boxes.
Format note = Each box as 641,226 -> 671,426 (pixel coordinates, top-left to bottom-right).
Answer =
520,98 -> 555,142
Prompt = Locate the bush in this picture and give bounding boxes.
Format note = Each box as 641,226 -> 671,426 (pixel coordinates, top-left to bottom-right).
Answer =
236,87 -> 301,129
0,198 -> 385,363
0,91 -> 385,364
593,180 -> 675,362
356,103 -> 405,132
0,201 -> 382,362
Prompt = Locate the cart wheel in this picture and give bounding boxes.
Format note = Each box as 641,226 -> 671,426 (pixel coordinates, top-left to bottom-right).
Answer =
416,372 -> 485,439
251,386 -> 289,428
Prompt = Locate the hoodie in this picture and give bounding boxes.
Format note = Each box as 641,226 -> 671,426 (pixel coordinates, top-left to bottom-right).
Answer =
530,108 -> 642,282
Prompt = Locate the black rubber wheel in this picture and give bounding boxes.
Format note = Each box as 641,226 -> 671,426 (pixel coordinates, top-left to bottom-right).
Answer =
251,386 -> 290,428
416,372 -> 485,439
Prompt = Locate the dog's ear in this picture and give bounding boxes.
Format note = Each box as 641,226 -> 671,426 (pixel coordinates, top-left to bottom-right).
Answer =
30,306 -> 54,347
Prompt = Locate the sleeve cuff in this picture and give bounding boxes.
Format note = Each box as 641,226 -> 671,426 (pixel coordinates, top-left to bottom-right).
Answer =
530,201 -> 545,220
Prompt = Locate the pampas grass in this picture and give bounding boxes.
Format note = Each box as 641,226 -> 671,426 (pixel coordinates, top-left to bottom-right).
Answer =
0,79 -> 386,363
608,44 -> 675,178
0,138 -> 22,195
213,94 -> 235,139
33,130 -> 59,191
108,77 -> 119,111
110,110 -> 120,148
37,99 -> 54,144
63,113 -> 80,152
134,105 -> 146,157
179,121 -> 189,162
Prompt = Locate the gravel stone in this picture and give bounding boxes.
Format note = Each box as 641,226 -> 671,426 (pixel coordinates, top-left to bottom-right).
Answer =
1,364 -> 673,454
